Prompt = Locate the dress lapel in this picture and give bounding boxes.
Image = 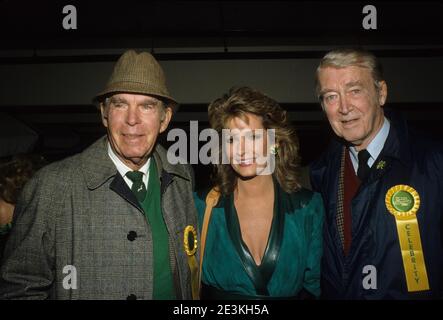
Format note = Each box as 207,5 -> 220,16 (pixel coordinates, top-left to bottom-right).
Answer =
224,182 -> 285,296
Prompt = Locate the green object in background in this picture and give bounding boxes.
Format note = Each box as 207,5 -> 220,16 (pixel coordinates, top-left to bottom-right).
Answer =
0,223 -> 11,236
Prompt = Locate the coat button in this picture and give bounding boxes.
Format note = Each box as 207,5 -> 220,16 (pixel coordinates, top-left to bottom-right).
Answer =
127,231 -> 137,241
126,294 -> 137,300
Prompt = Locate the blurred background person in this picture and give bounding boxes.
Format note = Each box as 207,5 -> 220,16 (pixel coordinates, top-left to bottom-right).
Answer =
0,154 -> 46,263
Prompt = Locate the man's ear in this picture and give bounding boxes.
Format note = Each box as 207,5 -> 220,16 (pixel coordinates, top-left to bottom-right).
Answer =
159,107 -> 173,133
100,103 -> 109,128
320,102 -> 326,112
378,81 -> 388,106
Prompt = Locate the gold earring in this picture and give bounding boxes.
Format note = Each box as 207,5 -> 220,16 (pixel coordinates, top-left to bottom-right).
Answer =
270,144 -> 279,155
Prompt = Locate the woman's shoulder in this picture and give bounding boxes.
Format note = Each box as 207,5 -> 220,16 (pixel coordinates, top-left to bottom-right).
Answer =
193,188 -> 226,228
193,188 -> 209,203
288,187 -> 321,206
285,187 -> 324,216
193,188 -> 222,203
193,188 -> 224,213
193,189 -> 209,213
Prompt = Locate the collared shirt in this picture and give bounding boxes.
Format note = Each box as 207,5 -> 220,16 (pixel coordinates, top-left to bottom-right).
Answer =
349,116 -> 390,174
107,142 -> 150,190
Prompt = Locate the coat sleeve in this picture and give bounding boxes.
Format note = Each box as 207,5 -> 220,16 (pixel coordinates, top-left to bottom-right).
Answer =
302,192 -> 324,298
0,168 -> 57,299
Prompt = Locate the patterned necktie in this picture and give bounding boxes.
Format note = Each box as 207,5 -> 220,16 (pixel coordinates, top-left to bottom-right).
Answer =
126,171 -> 147,202
357,149 -> 371,181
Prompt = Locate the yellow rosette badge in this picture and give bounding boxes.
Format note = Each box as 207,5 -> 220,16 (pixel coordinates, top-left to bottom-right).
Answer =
385,185 -> 429,292
183,225 -> 199,299
184,225 -> 197,256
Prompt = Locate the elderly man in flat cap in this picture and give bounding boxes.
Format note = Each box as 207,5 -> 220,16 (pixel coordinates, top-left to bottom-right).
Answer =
0,50 -> 199,300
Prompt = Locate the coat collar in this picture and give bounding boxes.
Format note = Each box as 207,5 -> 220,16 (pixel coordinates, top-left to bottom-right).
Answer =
325,109 -> 413,170
81,135 -> 192,190
152,143 -> 192,182
380,109 -> 412,168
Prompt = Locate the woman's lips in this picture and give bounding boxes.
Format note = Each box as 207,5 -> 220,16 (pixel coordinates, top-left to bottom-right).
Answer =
235,158 -> 254,166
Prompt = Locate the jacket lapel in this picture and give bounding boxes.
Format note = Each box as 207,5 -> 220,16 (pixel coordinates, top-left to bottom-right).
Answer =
224,182 -> 285,296
365,110 -> 413,185
81,136 -> 116,190
110,172 -> 143,212
80,135 -> 143,212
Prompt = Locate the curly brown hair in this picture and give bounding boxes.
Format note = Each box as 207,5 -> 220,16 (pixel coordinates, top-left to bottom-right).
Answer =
208,86 -> 301,195
0,154 -> 46,204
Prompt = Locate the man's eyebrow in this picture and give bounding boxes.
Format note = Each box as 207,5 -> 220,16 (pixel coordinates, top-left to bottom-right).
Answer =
345,81 -> 363,88
140,96 -> 161,104
140,99 -> 157,104
319,81 -> 364,97
110,97 -> 128,104
318,88 -> 336,97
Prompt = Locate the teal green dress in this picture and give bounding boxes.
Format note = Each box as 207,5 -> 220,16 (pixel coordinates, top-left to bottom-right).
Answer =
194,183 -> 324,299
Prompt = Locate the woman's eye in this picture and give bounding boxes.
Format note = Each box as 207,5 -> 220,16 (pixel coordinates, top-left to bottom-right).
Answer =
243,131 -> 257,141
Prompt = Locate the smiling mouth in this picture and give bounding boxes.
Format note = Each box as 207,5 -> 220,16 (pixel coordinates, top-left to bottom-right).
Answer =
123,133 -> 143,138
341,119 -> 358,125
122,134 -> 144,142
235,158 -> 255,166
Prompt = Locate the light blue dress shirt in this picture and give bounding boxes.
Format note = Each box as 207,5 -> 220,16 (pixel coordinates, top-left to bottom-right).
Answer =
349,117 -> 390,174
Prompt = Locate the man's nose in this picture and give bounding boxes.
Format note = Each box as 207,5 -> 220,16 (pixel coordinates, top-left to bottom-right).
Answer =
126,105 -> 140,125
338,94 -> 352,114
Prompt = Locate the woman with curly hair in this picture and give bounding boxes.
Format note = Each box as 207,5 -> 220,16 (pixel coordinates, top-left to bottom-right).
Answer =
194,86 -> 324,299
0,154 -> 46,263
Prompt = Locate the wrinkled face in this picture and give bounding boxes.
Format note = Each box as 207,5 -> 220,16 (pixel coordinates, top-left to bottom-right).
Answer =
318,66 -> 387,151
225,113 -> 270,179
100,93 -> 172,170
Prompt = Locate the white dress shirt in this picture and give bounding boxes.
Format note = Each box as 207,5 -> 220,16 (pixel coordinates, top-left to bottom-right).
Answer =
107,142 -> 150,190
349,117 -> 390,174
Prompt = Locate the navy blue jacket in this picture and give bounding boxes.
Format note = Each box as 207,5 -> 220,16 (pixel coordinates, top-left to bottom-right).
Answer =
311,110 -> 443,299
